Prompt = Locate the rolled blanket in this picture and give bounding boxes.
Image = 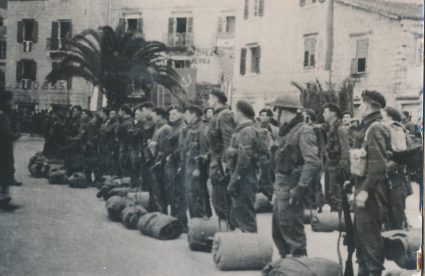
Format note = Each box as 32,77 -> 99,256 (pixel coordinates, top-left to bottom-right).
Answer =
262,257 -> 342,276
28,153 -> 50,178
120,205 -> 148,229
68,172 -> 88,188
137,212 -> 182,240
127,191 -> 150,210
107,187 -> 132,199
303,209 -> 318,224
311,212 -> 353,232
112,177 -> 131,187
385,270 -> 418,276
188,218 -> 228,252
106,196 -> 129,222
212,232 -> 273,271
382,229 -> 421,270
48,168 -> 68,185
255,193 -> 273,213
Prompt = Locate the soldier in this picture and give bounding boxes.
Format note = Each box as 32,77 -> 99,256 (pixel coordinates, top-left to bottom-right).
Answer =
84,112 -> 102,185
164,106 -> 187,230
150,107 -> 172,213
207,89 -> 235,224
271,95 -> 321,258
139,102 -> 157,192
103,109 -> 120,176
353,90 -> 390,276
128,107 -> 144,188
96,108 -> 110,179
322,103 -> 351,212
226,101 -> 259,232
258,108 -> 279,141
63,106 -> 82,173
0,91 -> 21,210
180,105 -> 211,218
117,104 -> 133,177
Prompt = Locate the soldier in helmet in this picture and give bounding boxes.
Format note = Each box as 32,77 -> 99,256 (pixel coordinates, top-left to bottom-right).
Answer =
207,89 -> 236,224
271,95 -> 321,258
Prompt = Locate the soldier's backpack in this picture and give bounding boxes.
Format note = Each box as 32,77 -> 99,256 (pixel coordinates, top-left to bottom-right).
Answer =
253,127 -> 272,161
388,122 -> 408,152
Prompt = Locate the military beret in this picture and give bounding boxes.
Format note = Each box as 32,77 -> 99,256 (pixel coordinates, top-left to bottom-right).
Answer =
361,90 -> 386,108
120,104 -> 132,115
236,100 -> 255,119
209,88 -> 227,104
324,103 -> 341,117
0,90 -> 13,102
259,108 -> 273,117
384,106 -> 402,122
342,111 -> 352,117
187,104 -> 203,117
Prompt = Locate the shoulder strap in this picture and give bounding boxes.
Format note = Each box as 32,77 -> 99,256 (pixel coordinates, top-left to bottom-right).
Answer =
364,121 -> 380,144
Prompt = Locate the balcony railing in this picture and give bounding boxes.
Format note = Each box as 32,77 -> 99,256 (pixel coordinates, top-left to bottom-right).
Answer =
167,32 -> 194,49
46,38 -> 68,51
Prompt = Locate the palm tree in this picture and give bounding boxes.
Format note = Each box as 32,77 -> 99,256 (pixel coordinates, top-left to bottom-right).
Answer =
46,26 -> 185,108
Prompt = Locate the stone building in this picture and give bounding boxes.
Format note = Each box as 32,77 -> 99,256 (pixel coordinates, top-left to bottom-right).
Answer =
5,0 -> 108,110
0,0 -> 7,88
232,0 -> 423,119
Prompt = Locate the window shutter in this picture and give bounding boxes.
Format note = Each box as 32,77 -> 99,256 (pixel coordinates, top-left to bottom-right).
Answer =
254,0 -> 258,16
17,21 -> 23,43
67,20 -> 73,39
300,0 -> 306,7
137,18 -> 143,33
259,0 -> 264,16
30,60 -> 37,81
356,38 -> 369,58
16,60 -> 23,82
304,51 -> 309,67
240,48 -> 247,75
168,17 -> 174,34
256,46 -> 261,73
217,17 -> 223,33
52,21 -> 59,39
187,17 -> 193,33
244,0 -> 249,20
32,20 -> 38,43
117,18 -> 125,32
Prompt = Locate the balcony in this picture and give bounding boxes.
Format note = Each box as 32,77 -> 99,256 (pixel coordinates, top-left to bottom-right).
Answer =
46,38 -> 68,52
167,32 -> 194,49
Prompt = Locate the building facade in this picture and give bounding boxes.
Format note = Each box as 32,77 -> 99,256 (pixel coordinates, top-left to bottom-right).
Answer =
232,0 -> 423,118
5,0 -> 108,110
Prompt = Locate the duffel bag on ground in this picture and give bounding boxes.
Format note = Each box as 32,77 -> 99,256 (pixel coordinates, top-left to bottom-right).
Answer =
127,191 -> 150,210
311,212 -> 353,232
188,218 -> 228,252
107,187 -> 133,199
385,270 -> 418,276
48,168 -> 68,185
303,209 -> 318,224
106,196 -> 129,222
382,229 -> 421,270
111,177 -> 131,187
255,193 -> 272,213
120,205 -> 148,229
262,257 -> 342,276
212,232 -> 273,271
28,153 -> 50,178
137,212 -> 182,240
68,172 -> 88,188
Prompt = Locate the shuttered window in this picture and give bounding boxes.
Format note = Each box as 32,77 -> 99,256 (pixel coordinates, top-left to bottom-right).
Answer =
355,38 -> 368,73
258,0 -> 264,16
240,48 -> 247,75
251,46 -> 261,74
16,59 -> 36,81
17,19 -> 38,43
303,36 -> 317,68
244,0 -> 249,20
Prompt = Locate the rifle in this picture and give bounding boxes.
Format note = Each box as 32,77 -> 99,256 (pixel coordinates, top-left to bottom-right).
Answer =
196,154 -> 212,217
339,172 -> 354,276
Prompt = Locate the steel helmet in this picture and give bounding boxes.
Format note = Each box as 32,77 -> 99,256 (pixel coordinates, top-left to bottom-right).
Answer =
271,94 -> 302,110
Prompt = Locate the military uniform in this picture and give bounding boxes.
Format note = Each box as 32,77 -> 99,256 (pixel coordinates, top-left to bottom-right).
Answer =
226,121 -> 258,232
128,120 -> 143,188
140,119 -> 156,192
207,105 -> 235,221
117,115 -> 133,177
63,115 -> 81,173
68,116 -> 89,174
84,119 -> 101,183
180,118 -> 211,218
103,118 -> 119,176
325,119 -> 351,211
164,118 -> 187,229
272,114 -> 321,257
353,111 -> 391,275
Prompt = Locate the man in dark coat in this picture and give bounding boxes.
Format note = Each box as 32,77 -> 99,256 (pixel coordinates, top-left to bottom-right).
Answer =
0,91 -> 21,209
353,90 -> 391,276
180,105 -> 211,218
103,109 -> 119,176
164,106 -> 187,231
139,102 -> 157,192
271,95 -> 321,258
68,109 -> 90,174
322,103 -> 351,211
226,101 -> 259,232
207,89 -> 235,224
117,104 -> 134,177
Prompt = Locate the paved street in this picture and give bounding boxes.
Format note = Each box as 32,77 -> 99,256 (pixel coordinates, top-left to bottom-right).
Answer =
0,137 -> 421,276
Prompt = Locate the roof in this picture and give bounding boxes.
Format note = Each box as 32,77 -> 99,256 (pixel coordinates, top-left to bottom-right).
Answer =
337,0 -> 424,20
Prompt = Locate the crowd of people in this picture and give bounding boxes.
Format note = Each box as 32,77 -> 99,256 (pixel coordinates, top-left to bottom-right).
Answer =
0,88 -> 422,276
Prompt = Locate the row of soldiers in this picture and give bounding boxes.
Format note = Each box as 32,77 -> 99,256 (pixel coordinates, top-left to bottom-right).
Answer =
40,88 -> 419,276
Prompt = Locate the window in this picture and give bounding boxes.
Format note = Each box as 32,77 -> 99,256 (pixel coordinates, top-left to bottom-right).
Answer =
245,0 -> 264,20
303,35 -> 317,69
250,46 -> 261,73
168,17 -> 193,47
167,59 -> 191,69
50,20 -> 72,50
16,59 -> 37,82
351,37 -> 369,75
0,41 -> 6,60
240,48 -> 247,75
244,0 -> 249,19
17,19 -> 38,43
126,18 -> 143,33
217,16 -> 236,34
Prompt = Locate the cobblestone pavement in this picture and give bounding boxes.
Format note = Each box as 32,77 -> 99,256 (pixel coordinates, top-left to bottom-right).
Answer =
0,136 -> 421,276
